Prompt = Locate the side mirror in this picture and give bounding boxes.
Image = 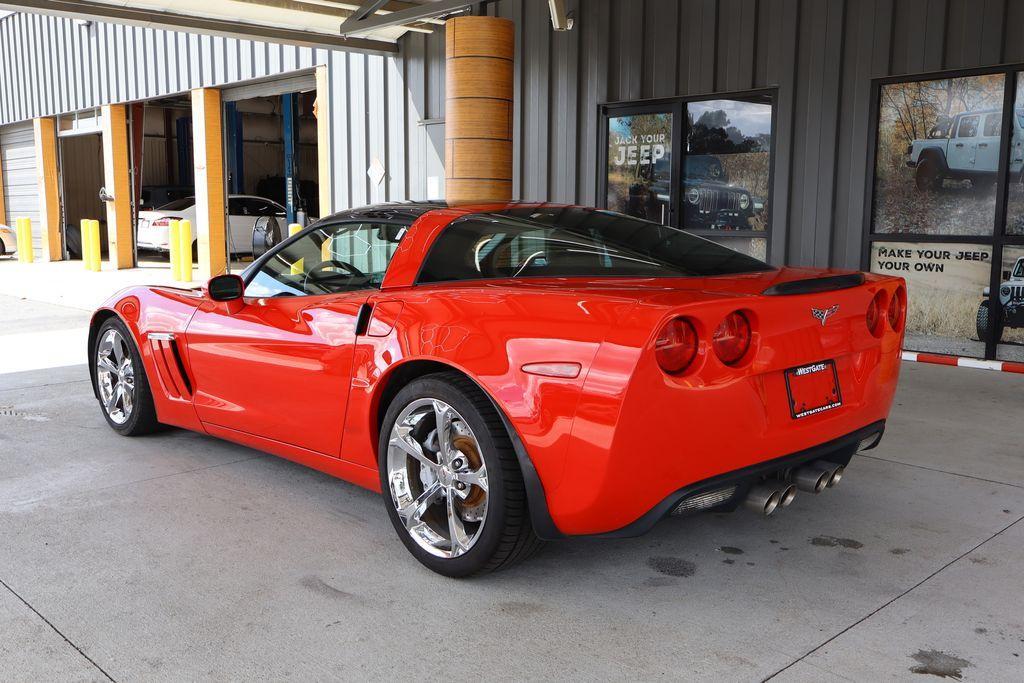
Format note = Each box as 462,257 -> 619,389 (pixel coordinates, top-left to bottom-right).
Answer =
1003,270 -> 1012,280
207,274 -> 244,302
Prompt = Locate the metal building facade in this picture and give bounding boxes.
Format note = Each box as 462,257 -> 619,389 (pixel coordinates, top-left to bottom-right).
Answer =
2,0 -> 1024,269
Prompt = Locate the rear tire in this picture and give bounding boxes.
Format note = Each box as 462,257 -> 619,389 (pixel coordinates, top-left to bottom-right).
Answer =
915,157 -> 943,191
378,372 -> 542,577
91,317 -> 162,436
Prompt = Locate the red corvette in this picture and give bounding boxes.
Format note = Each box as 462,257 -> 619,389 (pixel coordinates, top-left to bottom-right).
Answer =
89,203 -> 906,576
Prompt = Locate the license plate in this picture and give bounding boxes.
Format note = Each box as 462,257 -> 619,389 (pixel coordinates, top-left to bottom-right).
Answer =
785,360 -> 842,419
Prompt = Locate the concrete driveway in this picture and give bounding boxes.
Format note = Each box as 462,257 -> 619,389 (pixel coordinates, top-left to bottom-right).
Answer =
1,293 -> 1023,681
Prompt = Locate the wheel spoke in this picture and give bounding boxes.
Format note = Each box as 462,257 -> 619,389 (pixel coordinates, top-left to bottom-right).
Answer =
96,355 -> 118,375
120,382 -> 133,415
446,494 -> 471,557
111,336 -> 125,364
397,482 -> 442,530
105,383 -> 122,410
391,425 -> 438,470
455,466 -> 488,495
432,400 -> 454,463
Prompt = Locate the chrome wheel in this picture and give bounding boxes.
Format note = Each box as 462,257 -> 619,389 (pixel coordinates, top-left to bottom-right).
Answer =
386,398 -> 489,559
96,328 -> 135,425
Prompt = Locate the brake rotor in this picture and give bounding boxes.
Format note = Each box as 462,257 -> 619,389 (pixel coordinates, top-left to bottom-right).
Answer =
452,434 -> 486,509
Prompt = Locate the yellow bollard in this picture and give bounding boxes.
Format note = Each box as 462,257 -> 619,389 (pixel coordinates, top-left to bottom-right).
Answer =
88,220 -> 102,272
169,219 -> 181,281
289,223 -> 303,275
179,219 -> 193,283
17,217 -> 34,263
80,219 -> 92,269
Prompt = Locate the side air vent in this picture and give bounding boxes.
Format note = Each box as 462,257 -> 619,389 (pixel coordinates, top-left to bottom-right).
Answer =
148,333 -> 193,399
762,273 -> 865,296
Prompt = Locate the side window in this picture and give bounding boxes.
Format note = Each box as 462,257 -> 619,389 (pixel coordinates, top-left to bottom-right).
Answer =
244,221 -> 409,297
983,113 -> 1002,137
227,198 -> 244,215
957,115 -> 979,138
253,200 -> 281,216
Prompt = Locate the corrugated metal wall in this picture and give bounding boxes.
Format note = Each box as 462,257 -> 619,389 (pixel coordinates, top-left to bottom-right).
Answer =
479,0 -> 1024,268
0,12 -> 328,125
3,2 -> 1024,268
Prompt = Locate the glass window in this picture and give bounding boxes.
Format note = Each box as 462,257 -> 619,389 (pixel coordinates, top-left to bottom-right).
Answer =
1003,74 -> 1024,236
870,241 -> 992,358
957,115 -> 980,138
683,98 -> 772,234
995,245 -> 1024,362
983,113 -> 1002,137
873,74 -> 1004,237
417,208 -> 772,284
606,112 -> 673,224
244,221 -> 408,297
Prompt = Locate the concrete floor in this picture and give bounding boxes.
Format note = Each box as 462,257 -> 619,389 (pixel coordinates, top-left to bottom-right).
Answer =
1,294 -> 1023,681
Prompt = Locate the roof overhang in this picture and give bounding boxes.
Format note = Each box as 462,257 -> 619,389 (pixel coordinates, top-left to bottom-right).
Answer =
0,0 -> 479,53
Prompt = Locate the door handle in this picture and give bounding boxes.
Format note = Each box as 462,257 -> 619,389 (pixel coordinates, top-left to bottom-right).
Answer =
955,143 -> 965,147
978,142 -> 989,148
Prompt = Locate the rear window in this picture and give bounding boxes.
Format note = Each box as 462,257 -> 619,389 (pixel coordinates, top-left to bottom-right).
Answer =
417,207 -> 772,283
158,197 -> 195,211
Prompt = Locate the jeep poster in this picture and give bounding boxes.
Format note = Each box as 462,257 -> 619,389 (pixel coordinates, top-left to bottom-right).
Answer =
606,112 -> 672,224
870,72 -> 1024,362
873,73 -> 1005,236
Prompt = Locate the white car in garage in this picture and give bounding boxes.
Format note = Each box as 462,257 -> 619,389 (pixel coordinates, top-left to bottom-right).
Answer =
0,223 -> 14,257
136,194 -> 287,256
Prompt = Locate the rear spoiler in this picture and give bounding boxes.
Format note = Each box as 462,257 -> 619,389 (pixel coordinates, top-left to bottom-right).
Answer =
762,273 -> 865,296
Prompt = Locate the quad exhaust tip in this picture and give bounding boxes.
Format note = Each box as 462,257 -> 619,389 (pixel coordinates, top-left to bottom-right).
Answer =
744,481 -> 797,516
792,460 -> 844,493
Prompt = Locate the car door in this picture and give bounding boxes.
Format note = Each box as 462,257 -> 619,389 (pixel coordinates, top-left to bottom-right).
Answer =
948,114 -> 979,170
184,219 -> 409,456
226,197 -> 257,255
976,113 -> 1002,173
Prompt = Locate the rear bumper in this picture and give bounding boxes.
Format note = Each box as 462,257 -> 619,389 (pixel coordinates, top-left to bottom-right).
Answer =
592,420 -> 885,538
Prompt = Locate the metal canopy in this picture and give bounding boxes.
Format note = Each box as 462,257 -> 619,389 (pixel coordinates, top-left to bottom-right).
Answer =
0,0 -> 472,53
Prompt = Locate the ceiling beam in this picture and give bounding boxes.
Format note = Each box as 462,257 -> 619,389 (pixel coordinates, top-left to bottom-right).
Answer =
339,0 -> 472,36
339,0 -> 390,28
1,0 -> 399,53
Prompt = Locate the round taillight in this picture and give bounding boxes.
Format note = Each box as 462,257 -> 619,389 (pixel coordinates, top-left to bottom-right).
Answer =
655,318 -> 699,374
713,311 -> 751,365
888,286 -> 905,331
866,292 -> 885,336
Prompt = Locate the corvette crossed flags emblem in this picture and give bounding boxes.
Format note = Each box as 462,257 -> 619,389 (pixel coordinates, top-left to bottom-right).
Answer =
811,305 -> 840,326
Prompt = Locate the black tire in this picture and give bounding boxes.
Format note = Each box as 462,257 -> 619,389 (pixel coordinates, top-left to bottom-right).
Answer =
976,300 -> 1004,344
91,317 -> 163,436
915,157 -> 943,191
378,372 -> 543,577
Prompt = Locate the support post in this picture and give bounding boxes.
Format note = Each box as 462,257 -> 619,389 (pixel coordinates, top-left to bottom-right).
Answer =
445,15 -> 514,205
282,93 -> 298,224
32,117 -> 62,261
315,64 -> 332,219
224,101 -> 244,195
0,146 -> 6,226
101,104 -> 135,269
191,88 -> 227,279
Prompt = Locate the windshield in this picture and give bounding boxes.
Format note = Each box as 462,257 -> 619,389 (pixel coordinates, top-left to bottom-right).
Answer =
417,206 -> 772,283
1014,260 -> 1024,278
157,197 -> 195,211
683,155 -> 727,181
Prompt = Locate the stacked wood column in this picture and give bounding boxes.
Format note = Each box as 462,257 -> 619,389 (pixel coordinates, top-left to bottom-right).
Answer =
445,16 -> 514,205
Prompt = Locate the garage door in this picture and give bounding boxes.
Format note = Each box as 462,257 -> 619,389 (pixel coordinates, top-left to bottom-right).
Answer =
1,121 -> 41,258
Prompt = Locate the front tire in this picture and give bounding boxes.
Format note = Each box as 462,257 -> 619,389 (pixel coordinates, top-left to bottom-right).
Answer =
976,301 -> 1004,344
92,317 -> 162,435
379,372 -> 542,577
